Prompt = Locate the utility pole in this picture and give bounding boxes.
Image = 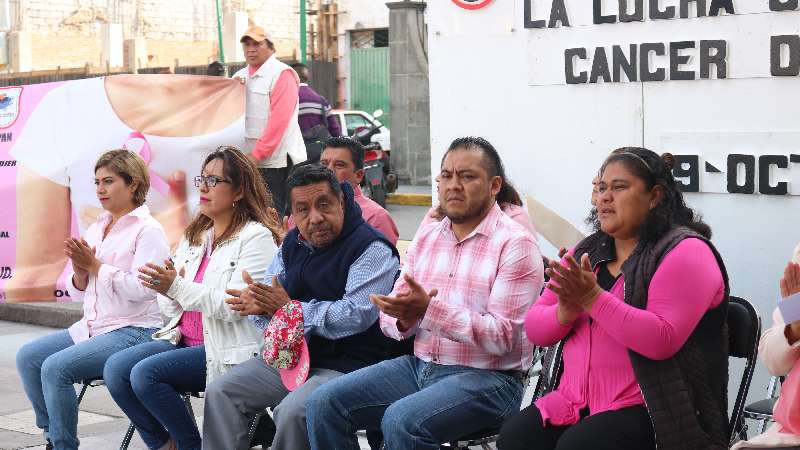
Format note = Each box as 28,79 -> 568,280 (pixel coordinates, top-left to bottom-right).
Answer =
215,0 -> 225,63
300,0 -> 307,63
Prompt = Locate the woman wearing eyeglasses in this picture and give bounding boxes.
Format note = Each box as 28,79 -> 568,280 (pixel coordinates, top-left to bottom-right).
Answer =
103,146 -> 282,450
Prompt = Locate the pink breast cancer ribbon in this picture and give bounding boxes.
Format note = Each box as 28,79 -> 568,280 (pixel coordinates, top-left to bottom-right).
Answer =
123,131 -> 170,196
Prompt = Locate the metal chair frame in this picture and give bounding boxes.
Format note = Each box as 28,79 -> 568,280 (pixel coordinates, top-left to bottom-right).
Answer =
77,378 -> 136,450
742,375 -> 783,435
728,296 -> 763,445
438,345 -> 557,450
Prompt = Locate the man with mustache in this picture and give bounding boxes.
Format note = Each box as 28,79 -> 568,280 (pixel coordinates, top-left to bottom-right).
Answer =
305,136 -> 544,450
205,164 -> 400,450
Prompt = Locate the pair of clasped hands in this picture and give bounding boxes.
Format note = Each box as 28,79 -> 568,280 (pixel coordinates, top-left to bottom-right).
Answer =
548,249 -> 604,326
137,260 -> 292,317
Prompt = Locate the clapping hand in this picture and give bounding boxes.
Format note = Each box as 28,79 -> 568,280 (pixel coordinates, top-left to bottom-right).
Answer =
138,259 -> 180,296
546,253 -> 602,314
64,238 -> 100,277
781,262 -> 800,299
370,274 -> 438,331
780,262 -> 800,343
226,271 -> 291,316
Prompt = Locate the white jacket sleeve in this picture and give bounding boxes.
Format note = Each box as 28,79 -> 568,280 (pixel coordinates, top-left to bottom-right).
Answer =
166,224 -> 277,322
157,239 -> 190,319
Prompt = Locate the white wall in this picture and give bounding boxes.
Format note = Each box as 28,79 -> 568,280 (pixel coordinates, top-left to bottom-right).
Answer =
336,0 -> 389,108
427,0 -> 800,405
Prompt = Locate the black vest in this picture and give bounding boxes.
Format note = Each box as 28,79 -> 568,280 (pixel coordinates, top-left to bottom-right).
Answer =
574,227 -> 729,450
281,182 -> 399,374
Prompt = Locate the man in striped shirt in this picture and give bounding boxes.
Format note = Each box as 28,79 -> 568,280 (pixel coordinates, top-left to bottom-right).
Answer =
306,136 -> 544,450
292,63 -> 341,163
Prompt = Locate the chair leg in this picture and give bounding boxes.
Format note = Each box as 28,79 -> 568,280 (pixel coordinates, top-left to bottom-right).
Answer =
182,394 -> 198,428
119,422 -> 135,450
76,383 -> 89,405
759,417 -> 770,434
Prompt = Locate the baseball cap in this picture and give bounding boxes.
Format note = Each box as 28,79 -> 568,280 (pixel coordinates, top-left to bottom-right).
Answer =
262,300 -> 310,391
240,26 -> 273,43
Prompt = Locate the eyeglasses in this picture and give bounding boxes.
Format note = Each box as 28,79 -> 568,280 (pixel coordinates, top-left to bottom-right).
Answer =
194,175 -> 232,188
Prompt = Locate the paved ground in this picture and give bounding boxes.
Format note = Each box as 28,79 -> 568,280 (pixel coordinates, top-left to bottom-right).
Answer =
0,203 -> 431,450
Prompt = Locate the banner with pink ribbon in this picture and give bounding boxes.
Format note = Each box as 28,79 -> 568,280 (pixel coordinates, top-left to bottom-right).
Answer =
0,75 -> 246,302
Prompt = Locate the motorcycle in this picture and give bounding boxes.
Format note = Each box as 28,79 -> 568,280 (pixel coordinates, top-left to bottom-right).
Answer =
351,109 -> 397,207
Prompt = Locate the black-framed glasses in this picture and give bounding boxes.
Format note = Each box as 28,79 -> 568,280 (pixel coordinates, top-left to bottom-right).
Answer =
194,175 -> 232,188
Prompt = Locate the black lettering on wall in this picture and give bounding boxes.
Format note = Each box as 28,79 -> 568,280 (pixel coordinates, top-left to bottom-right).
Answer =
619,0 -> 644,22
549,0 -> 571,27
727,154 -> 756,194
0,267 -> 11,279
524,0 -> 546,28
771,35 -> 800,76
670,41 -> 696,80
769,0 -> 799,11
590,47 -> 612,82
640,42 -> 666,81
709,0 -> 735,15
565,48 -> 589,84
594,0 -> 617,24
680,0 -> 707,18
0,231 -> 9,238
673,155 -> 700,192
612,44 -> 638,82
649,0 -> 676,19
700,40 -> 727,79
759,155 -> 789,195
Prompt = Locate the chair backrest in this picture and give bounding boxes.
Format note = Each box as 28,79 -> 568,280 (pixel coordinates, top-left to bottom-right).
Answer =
727,295 -> 762,444
532,340 -> 564,401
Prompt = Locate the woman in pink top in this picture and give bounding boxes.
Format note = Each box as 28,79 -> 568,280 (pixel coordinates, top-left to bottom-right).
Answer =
732,259 -> 800,450
103,147 -> 281,450
15,150 -> 169,450
498,148 -> 728,450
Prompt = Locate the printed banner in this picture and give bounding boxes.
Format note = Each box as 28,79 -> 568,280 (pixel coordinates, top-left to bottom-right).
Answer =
0,74 -> 246,302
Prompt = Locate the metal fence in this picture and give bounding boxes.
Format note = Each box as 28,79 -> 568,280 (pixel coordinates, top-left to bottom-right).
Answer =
0,60 -> 337,105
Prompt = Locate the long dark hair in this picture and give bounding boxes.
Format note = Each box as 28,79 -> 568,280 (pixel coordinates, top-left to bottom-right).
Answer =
589,147 -> 711,242
184,146 -> 282,248
443,136 -> 522,206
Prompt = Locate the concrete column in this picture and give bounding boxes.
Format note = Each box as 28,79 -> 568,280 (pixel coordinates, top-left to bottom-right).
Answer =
387,1 -> 430,186
102,23 -> 124,68
8,29 -> 31,72
223,11 -> 248,63
124,37 -> 147,71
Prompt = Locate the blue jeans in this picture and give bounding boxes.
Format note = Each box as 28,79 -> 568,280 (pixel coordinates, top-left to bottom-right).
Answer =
104,341 -> 206,450
15,327 -> 156,450
306,355 -> 524,450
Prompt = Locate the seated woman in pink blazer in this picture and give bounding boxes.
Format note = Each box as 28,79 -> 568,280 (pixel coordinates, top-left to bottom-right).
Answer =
733,251 -> 800,450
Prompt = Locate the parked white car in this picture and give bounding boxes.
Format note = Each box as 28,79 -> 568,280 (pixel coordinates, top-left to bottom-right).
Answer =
330,109 -> 391,150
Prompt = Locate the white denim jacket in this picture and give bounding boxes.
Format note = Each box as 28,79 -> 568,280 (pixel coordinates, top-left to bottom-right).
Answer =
156,221 -> 278,386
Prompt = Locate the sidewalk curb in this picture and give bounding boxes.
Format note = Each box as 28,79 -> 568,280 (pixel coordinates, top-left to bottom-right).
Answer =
0,302 -> 82,329
386,193 -> 432,206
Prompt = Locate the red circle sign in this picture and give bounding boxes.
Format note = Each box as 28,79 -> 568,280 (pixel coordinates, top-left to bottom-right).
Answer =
451,0 -> 493,10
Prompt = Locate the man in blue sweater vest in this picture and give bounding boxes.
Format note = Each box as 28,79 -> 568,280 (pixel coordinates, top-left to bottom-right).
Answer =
203,164 -> 400,450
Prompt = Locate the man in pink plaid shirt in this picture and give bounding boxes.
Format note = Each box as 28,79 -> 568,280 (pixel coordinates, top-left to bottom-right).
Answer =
306,136 -> 544,450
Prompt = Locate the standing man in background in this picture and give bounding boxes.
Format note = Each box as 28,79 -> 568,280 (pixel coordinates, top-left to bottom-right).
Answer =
234,26 -> 306,216
291,63 -> 342,163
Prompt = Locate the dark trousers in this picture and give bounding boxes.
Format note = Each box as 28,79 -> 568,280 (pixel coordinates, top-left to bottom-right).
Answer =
497,404 -> 655,450
259,164 -> 291,216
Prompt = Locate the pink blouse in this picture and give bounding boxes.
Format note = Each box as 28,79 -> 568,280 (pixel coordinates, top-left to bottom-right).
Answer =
526,238 -> 725,426
177,254 -> 210,347
66,205 -> 169,343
